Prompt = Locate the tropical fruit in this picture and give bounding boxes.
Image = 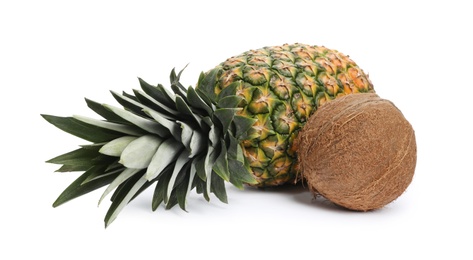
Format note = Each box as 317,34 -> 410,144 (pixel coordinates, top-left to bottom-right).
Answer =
298,93 -> 416,211
42,43 -> 374,226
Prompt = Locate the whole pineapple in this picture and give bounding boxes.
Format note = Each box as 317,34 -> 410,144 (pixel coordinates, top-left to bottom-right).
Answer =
43,43 -> 374,226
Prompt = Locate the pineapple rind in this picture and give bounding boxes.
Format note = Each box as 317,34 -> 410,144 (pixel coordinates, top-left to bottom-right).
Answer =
212,43 -> 374,186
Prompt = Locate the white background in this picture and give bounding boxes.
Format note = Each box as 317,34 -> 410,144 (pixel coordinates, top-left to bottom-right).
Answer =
1,0 -> 472,259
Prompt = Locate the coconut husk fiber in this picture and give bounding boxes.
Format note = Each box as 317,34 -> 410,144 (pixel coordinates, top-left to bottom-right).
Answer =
298,93 -> 416,211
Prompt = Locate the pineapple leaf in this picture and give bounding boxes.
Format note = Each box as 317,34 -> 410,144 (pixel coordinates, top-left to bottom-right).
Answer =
99,136 -> 137,157
139,78 -> 176,110
195,176 -> 210,202
82,166 -> 124,184
178,121 -> 204,157
146,139 -> 183,180
229,159 -> 258,188
119,135 -> 163,169
133,89 -> 179,119
165,150 -> 191,203
178,121 -> 193,152
171,84 -> 188,101
201,116 -> 213,128
176,173 -> 190,211
104,173 -> 148,227
217,81 -> 239,99
170,66 -> 187,92
47,148 -> 102,166
142,108 -> 181,140
233,115 -> 257,140
196,68 -> 219,104
122,91 -> 139,102
53,165 -> 117,207
211,171 -> 227,203
187,86 -> 212,116
212,140 -> 230,182
111,91 -> 148,117
214,108 -> 237,134
194,153 -> 207,182
98,168 -> 141,206
217,95 -> 243,109
85,98 -> 130,124
227,133 -> 245,163
103,104 -> 170,137
73,115 -> 143,136
185,160 -> 198,205
151,164 -> 173,211
208,124 -> 219,146
175,95 -> 203,127
157,83 -> 177,104
80,143 -> 105,151
55,164 -> 91,172
42,115 -> 124,143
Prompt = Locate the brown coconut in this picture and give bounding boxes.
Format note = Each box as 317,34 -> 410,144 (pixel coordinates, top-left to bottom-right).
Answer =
298,93 -> 416,211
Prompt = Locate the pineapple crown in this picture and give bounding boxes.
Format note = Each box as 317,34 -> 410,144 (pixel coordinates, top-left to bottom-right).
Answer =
42,67 -> 258,227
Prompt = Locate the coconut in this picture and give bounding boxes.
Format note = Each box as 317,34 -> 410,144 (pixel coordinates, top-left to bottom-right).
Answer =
297,93 -> 416,211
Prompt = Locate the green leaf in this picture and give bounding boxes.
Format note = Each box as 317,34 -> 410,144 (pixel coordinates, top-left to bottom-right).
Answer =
73,115 -> 143,136
110,91 -> 148,117
55,164 -> 91,172
217,95 -> 243,109
157,83 -> 177,104
175,95 -> 202,126
42,114 -> 124,143
82,165 -> 124,184
178,121 -> 193,152
142,108 -> 180,140
212,140 -> 230,182
85,98 -> 131,124
103,104 -> 170,137
211,171 -> 227,203
225,133 -> 244,163
47,148 -> 100,166
194,175 -> 208,201
218,81 -> 241,99
171,84 -> 188,102
139,78 -> 175,109
185,160 -> 198,207
80,143 -> 105,151
145,139 -> 183,180
194,145 -> 215,200
176,173 -> 191,211
104,174 -> 148,227
196,68 -> 219,104
214,108 -> 238,135
53,165 -> 118,207
208,124 -> 219,146
201,116 -> 213,128
194,154 -> 207,182
187,86 -> 212,116
133,89 -> 180,119
98,168 -> 141,206
178,121 -> 203,157
99,136 -> 137,157
151,164 -> 174,211
233,115 -> 257,140
228,159 -> 257,188
170,66 -> 188,92
119,135 -> 163,169
165,150 -> 191,203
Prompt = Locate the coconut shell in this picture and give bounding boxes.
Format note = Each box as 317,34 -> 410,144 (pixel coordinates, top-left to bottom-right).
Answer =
298,93 -> 416,211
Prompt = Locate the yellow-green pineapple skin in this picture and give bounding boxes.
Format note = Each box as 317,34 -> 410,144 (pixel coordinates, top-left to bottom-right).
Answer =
209,43 -> 374,186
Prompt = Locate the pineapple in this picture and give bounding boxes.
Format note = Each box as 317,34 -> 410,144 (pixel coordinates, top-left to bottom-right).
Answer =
42,43 -> 374,226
